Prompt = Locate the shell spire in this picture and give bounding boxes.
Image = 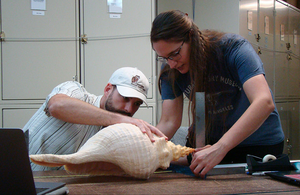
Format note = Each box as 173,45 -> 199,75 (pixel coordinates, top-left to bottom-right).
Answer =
167,142 -> 195,161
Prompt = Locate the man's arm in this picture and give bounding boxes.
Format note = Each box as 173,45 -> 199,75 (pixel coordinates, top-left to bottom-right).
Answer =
48,94 -> 122,126
47,94 -> 167,141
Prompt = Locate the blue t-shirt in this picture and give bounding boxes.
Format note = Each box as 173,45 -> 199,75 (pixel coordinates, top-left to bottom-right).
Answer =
160,34 -> 284,146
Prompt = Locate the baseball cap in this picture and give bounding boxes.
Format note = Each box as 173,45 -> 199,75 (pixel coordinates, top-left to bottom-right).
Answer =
108,67 -> 149,106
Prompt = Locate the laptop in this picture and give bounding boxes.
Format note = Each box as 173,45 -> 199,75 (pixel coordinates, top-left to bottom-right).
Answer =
265,170 -> 300,186
0,128 -> 68,195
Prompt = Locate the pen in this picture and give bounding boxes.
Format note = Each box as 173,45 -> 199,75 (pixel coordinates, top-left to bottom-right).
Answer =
250,171 -> 277,176
251,172 -> 267,176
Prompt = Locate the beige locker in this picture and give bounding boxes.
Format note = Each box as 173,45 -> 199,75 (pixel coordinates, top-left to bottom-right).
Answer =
1,106 -> 40,129
287,6 -> 300,97
82,37 -> 154,99
258,0 -> 275,92
277,101 -> 300,160
80,0 -> 156,124
274,1 -> 290,98
81,0 -> 152,37
239,0 -> 259,44
134,104 -> 155,125
288,57 -> 300,97
157,0 -> 193,16
0,0 -> 157,127
288,6 -> 300,56
194,0 -> 241,35
274,52 -> 289,97
0,0 -> 78,100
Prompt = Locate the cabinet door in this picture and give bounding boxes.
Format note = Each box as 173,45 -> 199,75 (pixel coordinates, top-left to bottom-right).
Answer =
81,0 -> 155,123
134,105 -> 154,125
258,0 -> 275,92
82,0 -> 152,37
194,0 -> 240,34
275,1 -> 289,53
276,102 -> 290,157
1,107 -> 40,129
287,7 -> 300,98
288,7 -> 300,57
288,57 -> 300,97
259,0 -> 275,49
276,101 -> 300,160
83,37 -> 154,99
157,0 -> 193,17
0,0 -> 78,100
288,101 -> 299,160
239,0 -> 258,44
81,0 -> 154,96
274,52 -> 288,97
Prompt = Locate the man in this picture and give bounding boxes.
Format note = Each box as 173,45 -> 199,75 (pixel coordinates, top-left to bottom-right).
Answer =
24,67 -> 166,171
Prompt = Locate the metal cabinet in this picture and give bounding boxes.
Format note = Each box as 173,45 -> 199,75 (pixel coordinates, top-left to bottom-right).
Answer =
0,0 -> 156,127
0,106 -> 40,129
0,0 -> 78,100
274,1 -> 290,97
257,0 -> 275,92
288,57 -> 300,98
134,104 -> 155,125
288,4 -> 300,56
157,0 -> 193,18
274,1 -> 300,98
194,0 -> 241,34
277,101 -> 300,159
80,0 -> 156,124
287,6 -> 300,97
82,37 -> 154,99
0,0 -> 79,127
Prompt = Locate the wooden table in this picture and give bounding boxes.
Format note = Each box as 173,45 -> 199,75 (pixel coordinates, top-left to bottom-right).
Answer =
33,169 -> 300,195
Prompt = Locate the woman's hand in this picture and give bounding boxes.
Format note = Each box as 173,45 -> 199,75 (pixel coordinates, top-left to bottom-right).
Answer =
189,144 -> 226,178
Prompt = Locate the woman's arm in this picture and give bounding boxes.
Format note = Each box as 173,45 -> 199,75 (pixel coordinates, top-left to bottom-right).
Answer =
156,95 -> 184,139
190,74 -> 275,177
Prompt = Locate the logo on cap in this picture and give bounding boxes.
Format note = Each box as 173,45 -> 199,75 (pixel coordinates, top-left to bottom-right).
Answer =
131,75 -> 146,93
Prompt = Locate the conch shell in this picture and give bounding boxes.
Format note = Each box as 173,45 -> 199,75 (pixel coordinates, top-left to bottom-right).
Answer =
30,123 -> 194,179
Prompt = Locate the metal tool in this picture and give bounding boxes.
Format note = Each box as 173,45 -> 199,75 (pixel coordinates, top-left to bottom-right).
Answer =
195,92 -> 205,148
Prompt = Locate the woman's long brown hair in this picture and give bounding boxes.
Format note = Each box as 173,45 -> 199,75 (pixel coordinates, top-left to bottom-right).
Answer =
151,10 -> 225,147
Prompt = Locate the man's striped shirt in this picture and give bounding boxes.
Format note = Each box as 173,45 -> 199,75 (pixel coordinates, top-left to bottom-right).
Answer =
24,81 -> 103,171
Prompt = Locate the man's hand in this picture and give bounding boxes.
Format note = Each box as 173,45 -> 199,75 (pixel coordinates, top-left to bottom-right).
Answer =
126,118 -> 168,142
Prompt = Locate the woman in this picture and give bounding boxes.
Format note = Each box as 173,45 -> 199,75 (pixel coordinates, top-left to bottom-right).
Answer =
151,10 -> 284,178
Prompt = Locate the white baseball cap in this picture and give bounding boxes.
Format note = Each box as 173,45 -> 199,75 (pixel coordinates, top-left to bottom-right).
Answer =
108,67 -> 149,106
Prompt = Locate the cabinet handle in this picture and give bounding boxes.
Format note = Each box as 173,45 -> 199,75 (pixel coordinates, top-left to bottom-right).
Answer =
81,34 -> 88,44
0,31 -> 5,42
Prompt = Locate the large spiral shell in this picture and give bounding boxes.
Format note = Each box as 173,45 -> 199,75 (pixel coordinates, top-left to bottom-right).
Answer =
30,123 -> 194,179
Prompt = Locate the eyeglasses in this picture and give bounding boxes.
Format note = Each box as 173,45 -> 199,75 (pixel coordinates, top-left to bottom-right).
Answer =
156,41 -> 184,63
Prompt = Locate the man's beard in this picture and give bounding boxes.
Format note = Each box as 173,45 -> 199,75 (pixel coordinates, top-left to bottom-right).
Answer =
105,93 -> 132,117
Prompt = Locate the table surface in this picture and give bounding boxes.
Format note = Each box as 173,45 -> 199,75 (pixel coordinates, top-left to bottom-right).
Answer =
33,169 -> 300,195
